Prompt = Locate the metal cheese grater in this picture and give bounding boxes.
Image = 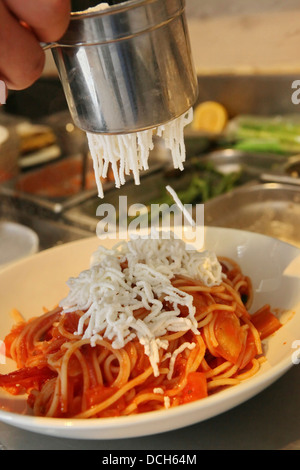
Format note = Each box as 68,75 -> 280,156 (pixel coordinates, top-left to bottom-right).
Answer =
44,0 -> 198,135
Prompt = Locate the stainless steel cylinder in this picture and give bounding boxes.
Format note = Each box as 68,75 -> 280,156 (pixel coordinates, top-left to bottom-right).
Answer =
48,0 -> 198,134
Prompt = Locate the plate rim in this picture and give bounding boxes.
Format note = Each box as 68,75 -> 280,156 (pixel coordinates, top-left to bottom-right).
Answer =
0,221 -> 39,268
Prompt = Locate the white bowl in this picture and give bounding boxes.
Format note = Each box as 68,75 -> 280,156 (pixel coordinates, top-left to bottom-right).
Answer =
0,227 -> 299,439
0,222 -> 39,268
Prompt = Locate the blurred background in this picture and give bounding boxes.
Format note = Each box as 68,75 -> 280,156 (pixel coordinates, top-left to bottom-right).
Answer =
49,0 -> 300,76
1,0 -> 300,265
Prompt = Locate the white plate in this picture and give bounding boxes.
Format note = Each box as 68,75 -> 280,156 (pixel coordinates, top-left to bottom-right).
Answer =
19,145 -> 61,169
0,227 -> 299,439
0,222 -> 39,268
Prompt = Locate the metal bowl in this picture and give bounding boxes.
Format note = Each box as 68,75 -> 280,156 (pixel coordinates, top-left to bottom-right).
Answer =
204,182 -> 300,248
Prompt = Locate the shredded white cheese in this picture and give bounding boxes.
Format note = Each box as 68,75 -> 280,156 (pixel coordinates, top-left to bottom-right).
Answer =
87,108 -> 193,198
167,342 -> 196,380
60,236 -> 222,377
166,185 -> 196,227
77,2 -> 110,14
164,396 -> 171,409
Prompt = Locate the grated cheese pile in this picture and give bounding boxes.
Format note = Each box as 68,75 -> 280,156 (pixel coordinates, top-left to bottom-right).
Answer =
60,236 -> 223,377
87,109 -> 193,198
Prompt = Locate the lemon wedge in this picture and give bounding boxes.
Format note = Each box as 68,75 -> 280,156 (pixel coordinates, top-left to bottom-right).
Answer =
192,101 -> 228,133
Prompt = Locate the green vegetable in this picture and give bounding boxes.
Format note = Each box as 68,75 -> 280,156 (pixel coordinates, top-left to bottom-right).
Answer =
127,162 -> 242,225
229,115 -> 300,155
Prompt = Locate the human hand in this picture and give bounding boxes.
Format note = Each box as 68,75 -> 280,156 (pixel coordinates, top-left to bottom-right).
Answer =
0,0 -> 71,91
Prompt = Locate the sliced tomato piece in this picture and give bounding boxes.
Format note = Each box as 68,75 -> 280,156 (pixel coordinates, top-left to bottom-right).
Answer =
177,292 -> 210,318
180,372 -> 207,404
0,366 -> 56,395
4,323 -> 26,358
214,311 -> 245,364
251,307 -> 282,340
85,384 -> 117,407
239,329 -> 257,370
133,343 -> 150,375
85,384 -> 125,416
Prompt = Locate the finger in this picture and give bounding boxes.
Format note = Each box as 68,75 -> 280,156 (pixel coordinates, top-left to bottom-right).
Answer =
0,2 -> 45,90
4,0 -> 71,43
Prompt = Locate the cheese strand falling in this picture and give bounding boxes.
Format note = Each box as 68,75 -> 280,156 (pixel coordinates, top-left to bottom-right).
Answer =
87,108 -> 193,198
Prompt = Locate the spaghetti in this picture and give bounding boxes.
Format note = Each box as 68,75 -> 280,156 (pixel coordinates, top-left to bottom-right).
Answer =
0,238 -> 281,419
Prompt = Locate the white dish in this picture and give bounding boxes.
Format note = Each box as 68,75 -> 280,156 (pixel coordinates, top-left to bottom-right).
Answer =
0,126 -> 9,146
19,145 -> 61,169
0,222 -> 39,268
0,227 -> 299,440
